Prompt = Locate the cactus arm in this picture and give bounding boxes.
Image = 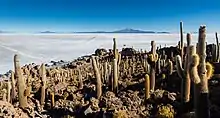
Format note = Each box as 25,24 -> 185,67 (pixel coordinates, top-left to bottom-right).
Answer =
175,55 -> 184,79
168,59 -> 173,75
189,54 -> 201,84
206,62 -> 214,80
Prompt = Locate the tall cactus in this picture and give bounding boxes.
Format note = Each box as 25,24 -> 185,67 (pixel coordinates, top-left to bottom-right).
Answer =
104,62 -> 108,84
91,56 -> 102,99
14,54 -> 27,109
168,59 -> 173,75
7,81 -> 11,103
189,26 -> 213,118
112,38 -> 119,93
113,59 -> 118,93
145,74 -> 150,101
78,68 -> 83,89
51,92 -> 55,108
113,38 -> 118,60
148,41 -> 158,91
11,71 -> 16,102
40,63 -> 46,109
176,33 -> 191,104
215,32 -> 220,62
180,21 -> 184,59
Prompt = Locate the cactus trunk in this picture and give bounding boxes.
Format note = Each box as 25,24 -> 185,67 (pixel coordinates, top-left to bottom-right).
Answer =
11,71 -> 16,102
145,74 -> 150,100
180,21 -> 184,59
91,56 -> 102,99
113,59 -> 118,93
14,54 -> 27,109
40,63 -> 46,109
196,26 -> 210,118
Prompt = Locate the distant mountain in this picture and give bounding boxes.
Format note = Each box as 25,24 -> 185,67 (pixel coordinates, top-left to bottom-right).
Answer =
0,31 -> 15,33
156,31 -> 170,34
40,31 -> 57,33
77,28 -> 169,34
112,28 -> 155,33
36,29 -> 170,34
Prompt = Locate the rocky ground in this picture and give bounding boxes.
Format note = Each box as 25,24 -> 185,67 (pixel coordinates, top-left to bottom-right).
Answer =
0,47 -> 220,118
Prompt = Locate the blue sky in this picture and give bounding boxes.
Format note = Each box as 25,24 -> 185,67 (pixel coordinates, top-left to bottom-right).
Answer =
0,0 -> 220,33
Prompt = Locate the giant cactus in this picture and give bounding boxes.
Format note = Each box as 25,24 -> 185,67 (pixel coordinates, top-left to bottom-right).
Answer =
40,63 -> 46,109
112,38 -> 119,93
215,32 -> 220,62
113,59 -> 118,93
145,74 -> 150,100
189,26 -> 214,118
176,33 -> 191,104
91,56 -> 102,99
14,54 -> 27,109
7,81 -> 11,103
180,21 -> 184,59
11,71 -> 16,102
78,68 -> 83,89
148,41 -> 158,91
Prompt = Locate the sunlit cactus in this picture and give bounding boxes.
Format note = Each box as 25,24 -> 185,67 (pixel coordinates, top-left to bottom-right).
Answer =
145,74 -> 150,100
14,54 -> 27,109
180,21 -> 184,59
189,26 -> 213,118
40,63 -> 47,109
7,81 -> 11,103
91,56 -> 102,99
148,40 -> 158,91
11,71 -> 16,102
78,68 -> 83,89
113,59 -> 118,93
168,59 -> 173,75
176,33 -> 192,104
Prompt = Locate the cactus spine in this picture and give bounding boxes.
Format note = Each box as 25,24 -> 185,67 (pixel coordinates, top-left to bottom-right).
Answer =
14,54 -> 27,109
91,56 -> 102,99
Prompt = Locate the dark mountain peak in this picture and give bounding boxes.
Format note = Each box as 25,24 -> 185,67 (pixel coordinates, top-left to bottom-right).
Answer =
40,31 -> 56,33
113,28 -> 155,33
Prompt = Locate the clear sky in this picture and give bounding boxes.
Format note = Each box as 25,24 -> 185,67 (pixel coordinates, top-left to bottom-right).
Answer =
0,0 -> 220,33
